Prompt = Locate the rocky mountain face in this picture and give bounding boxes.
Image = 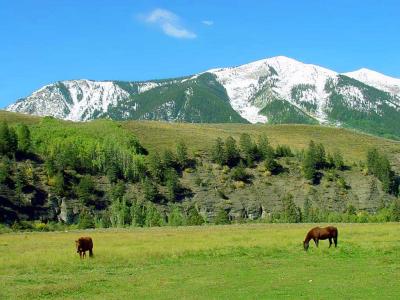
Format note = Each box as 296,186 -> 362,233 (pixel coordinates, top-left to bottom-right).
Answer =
6,56 -> 400,138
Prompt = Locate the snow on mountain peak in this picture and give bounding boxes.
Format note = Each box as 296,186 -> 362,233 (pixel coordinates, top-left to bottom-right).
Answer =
208,56 -> 337,123
344,68 -> 400,95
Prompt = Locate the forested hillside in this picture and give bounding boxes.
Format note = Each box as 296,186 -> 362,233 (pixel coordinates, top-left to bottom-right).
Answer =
1,111 -> 399,231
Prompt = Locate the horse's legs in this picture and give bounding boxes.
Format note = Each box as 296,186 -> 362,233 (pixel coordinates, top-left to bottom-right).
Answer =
334,237 -> 338,247
83,251 -> 86,259
314,238 -> 319,247
79,251 -> 83,259
329,238 -> 332,248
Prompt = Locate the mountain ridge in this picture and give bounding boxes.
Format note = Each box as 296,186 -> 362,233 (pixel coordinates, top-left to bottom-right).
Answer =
6,56 -> 400,139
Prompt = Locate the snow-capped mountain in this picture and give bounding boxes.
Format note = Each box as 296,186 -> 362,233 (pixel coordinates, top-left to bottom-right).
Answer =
5,56 -> 400,139
344,68 -> 400,98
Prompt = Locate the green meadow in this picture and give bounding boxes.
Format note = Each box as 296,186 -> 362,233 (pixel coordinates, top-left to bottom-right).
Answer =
1,223 -> 399,299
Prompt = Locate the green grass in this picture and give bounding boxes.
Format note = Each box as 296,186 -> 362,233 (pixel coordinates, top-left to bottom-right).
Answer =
1,223 -> 399,299
122,121 -> 400,169
2,110 -> 400,169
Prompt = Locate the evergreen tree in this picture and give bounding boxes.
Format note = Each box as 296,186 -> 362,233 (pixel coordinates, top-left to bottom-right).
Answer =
15,166 -> 27,197
7,127 -> 17,156
107,163 -> 119,183
147,151 -> 164,182
162,149 -> 178,170
239,133 -> 257,166
185,206 -> 205,225
16,124 -> 31,153
303,141 -> 317,181
224,136 -> 240,167
303,198 -> 312,222
315,143 -> 326,169
329,149 -> 345,170
165,168 -> 179,202
142,177 -> 158,202
77,175 -> 95,205
0,121 -> 10,155
281,193 -> 301,223
176,141 -> 189,170
230,161 -> 249,182
0,122 -> 17,156
211,137 -> 225,165
264,146 -> 279,173
130,200 -> 146,227
257,134 -> 270,160
214,209 -> 231,225
275,145 -> 293,158
0,156 -> 11,184
390,199 -> 400,222
168,205 -> 184,226
53,171 -> 66,197
78,210 -> 95,229
145,202 -> 163,227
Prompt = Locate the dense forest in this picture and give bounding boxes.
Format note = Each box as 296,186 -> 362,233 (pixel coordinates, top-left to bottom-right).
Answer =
0,117 -> 399,232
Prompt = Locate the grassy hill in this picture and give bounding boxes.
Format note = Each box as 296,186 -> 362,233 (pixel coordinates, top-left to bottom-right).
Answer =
122,120 -> 400,170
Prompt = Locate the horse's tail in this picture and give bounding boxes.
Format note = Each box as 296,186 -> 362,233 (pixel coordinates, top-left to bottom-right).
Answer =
89,249 -> 94,257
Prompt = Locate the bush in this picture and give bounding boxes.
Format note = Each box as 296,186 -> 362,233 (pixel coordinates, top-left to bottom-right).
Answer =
78,211 -> 95,229
214,209 -> 231,225
185,206 -> 205,225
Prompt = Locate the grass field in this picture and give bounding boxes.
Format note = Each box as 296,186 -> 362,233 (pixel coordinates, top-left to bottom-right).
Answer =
1,223 -> 399,299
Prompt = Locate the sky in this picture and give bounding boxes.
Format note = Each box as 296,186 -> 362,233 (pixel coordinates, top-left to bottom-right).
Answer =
1,0 -> 399,108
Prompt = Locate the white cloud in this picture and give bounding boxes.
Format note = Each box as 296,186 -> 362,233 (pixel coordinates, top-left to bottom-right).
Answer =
142,8 -> 196,39
202,20 -> 214,26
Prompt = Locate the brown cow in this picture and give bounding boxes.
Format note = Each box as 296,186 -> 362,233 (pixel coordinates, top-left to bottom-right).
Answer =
75,237 -> 94,258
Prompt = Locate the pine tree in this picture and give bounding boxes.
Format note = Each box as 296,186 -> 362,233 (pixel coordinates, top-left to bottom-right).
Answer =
147,152 -> 164,182
142,177 -> 158,202
168,205 -> 184,226
77,175 -> 95,205
315,143 -> 326,169
239,133 -> 257,166
53,171 -> 66,197
224,136 -> 240,167
145,202 -> 163,227
16,124 -> 31,153
214,209 -> 231,225
257,134 -> 270,160
185,206 -> 205,225
130,201 -> 146,227
0,121 -> 10,155
165,168 -> 179,202
281,193 -> 301,223
176,141 -> 189,170
332,149 -> 345,170
211,137 -> 225,165
0,156 -> 11,184
303,141 -> 317,181
162,149 -> 178,170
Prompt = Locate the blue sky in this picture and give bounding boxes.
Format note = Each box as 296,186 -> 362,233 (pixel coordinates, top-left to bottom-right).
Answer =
1,0 -> 399,108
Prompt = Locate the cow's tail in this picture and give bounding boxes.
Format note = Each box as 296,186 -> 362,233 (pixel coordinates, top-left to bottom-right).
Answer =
89,249 -> 94,257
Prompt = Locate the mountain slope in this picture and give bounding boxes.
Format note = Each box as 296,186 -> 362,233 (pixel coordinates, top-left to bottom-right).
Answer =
5,56 -> 400,139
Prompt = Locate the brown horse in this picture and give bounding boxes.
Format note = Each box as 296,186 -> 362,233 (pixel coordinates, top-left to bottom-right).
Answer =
75,237 -> 94,258
303,226 -> 338,251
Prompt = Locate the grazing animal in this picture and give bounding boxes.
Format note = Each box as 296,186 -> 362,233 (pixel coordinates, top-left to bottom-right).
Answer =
303,226 -> 338,251
75,237 -> 93,259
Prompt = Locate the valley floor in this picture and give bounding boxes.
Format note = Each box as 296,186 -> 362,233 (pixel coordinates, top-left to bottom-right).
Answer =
1,223 -> 399,299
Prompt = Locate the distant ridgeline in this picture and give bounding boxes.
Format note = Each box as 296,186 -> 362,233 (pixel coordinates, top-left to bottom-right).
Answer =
0,115 -> 400,231
6,56 -> 400,141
